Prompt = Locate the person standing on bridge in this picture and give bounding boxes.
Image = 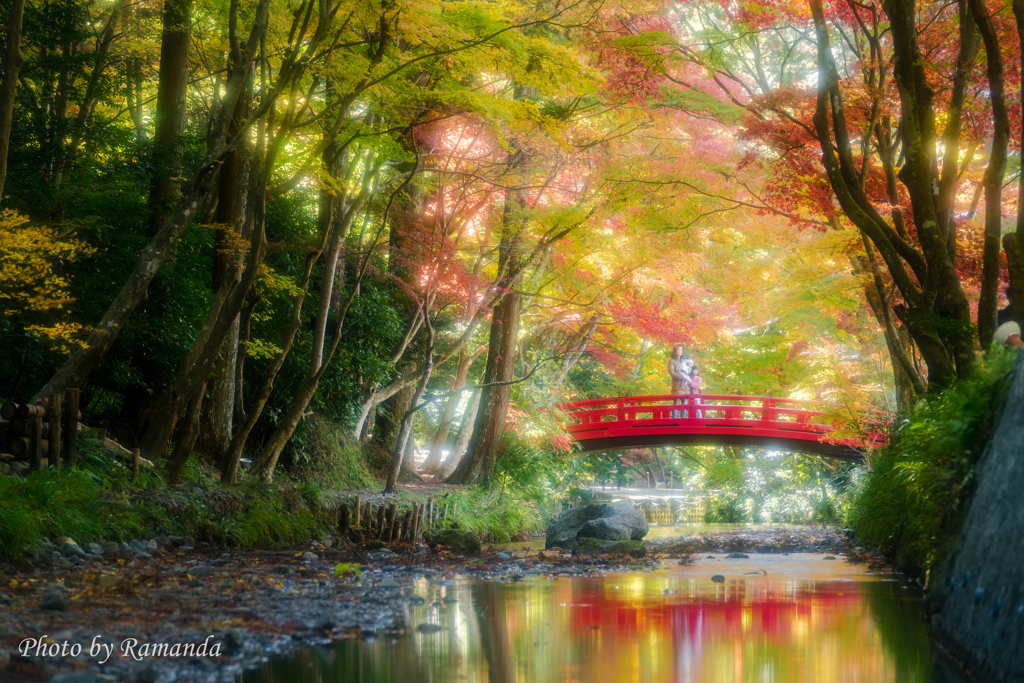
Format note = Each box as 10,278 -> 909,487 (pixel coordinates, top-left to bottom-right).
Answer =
688,365 -> 703,418
668,344 -> 692,418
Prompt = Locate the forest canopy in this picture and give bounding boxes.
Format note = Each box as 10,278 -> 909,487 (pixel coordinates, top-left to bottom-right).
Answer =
0,0 -> 1020,487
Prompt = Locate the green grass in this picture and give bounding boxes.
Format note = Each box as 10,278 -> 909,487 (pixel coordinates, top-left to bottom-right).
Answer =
438,486 -> 554,543
846,346 -> 1017,578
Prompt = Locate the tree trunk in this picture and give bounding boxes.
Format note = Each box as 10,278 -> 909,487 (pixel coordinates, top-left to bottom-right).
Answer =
221,253 -> 317,483
0,0 -> 26,206
247,162 -> 376,481
967,0 -> 1010,346
198,60 -> 253,461
373,366 -> 416,454
810,0 -> 975,389
386,315 -> 434,491
447,143 -> 529,485
438,386 -> 481,480
421,348 -> 475,473
165,380 -> 207,483
447,288 -> 522,484
147,0 -> 193,238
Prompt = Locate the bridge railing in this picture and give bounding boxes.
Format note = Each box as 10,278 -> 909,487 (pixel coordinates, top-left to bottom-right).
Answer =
560,394 -> 888,450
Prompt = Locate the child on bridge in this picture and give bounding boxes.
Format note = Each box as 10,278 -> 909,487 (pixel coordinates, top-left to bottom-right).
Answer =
667,344 -> 692,418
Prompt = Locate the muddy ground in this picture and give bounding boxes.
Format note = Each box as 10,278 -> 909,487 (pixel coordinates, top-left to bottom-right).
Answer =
0,526 -> 869,683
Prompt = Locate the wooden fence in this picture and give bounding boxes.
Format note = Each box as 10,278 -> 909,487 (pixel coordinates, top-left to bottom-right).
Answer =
0,390 -> 81,473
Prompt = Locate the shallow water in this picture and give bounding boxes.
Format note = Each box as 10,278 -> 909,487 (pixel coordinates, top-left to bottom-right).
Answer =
237,553 -> 966,683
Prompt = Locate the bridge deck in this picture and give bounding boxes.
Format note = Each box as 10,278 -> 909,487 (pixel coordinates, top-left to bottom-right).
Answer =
561,394 -> 885,461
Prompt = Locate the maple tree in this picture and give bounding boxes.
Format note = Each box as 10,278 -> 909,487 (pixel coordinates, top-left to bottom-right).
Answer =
0,0 -> 975,489
649,0 -> 1022,392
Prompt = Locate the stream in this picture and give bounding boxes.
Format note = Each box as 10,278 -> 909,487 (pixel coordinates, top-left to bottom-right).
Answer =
235,526 -> 969,683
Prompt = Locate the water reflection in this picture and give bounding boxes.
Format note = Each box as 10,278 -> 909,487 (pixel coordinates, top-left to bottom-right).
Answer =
238,556 -> 965,683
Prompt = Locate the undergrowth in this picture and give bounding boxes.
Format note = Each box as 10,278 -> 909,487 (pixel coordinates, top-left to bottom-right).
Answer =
0,419 -> 559,561
440,486 -> 552,543
846,346 -> 1017,579
0,433 -> 339,562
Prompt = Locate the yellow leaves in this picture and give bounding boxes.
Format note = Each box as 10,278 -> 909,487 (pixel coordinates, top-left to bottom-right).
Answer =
0,210 -> 95,353
204,223 -> 250,262
241,338 -> 285,360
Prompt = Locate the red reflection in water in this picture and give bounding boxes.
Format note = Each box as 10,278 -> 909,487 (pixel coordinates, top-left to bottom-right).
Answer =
482,576 -> 926,683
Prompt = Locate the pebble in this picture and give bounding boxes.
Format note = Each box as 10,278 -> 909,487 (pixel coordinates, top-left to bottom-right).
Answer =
823,556 -> 836,561
61,542 -> 85,558
313,608 -> 336,630
40,590 -> 70,611
496,551 -> 513,560
302,552 -> 319,562
711,575 -> 725,583
379,578 -> 400,588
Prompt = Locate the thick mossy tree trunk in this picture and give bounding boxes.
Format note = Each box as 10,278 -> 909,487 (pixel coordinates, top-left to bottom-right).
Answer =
809,0 -> 981,390
0,0 -> 27,206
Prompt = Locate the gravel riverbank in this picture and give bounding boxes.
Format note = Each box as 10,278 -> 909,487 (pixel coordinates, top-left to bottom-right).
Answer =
0,526 -> 865,682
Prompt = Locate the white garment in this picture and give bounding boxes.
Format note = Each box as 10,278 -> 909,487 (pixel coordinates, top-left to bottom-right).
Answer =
994,321 -> 1021,345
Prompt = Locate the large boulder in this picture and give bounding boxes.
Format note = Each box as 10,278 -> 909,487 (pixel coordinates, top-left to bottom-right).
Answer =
426,529 -> 481,555
545,500 -> 648,549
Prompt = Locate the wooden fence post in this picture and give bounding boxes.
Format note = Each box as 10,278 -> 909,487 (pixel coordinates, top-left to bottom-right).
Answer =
64,388 -> 79,467
376,504 -> 386,539
30,415 -> 43,471
386,504 -> 398,542
48,394 -> 62,469
339,503 -> 351,533
352,496 -> 362,528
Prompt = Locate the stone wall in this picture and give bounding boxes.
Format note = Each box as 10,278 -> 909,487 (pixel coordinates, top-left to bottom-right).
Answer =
929,353 -> 1024,682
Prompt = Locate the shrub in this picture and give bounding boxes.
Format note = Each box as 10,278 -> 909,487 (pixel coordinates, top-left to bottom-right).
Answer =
846,346 -> 1017,577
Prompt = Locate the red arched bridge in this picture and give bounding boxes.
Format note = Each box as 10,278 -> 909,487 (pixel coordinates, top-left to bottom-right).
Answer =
561,394 -> 887,461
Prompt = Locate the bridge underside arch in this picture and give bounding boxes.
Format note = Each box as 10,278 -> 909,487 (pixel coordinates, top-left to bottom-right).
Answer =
572,432 -> 864,461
